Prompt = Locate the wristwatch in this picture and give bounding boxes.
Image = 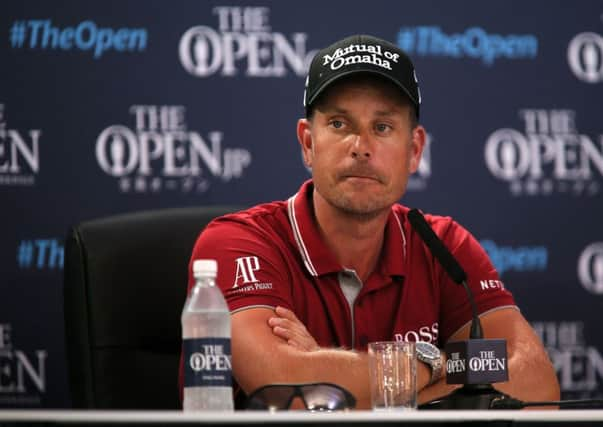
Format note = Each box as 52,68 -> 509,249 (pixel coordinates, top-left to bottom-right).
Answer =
416,341 -> 443,386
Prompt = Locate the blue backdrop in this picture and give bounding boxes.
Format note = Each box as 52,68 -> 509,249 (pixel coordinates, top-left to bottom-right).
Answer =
1,0 -> 602,407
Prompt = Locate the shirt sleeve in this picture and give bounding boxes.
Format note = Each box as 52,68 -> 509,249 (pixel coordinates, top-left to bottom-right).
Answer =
187,216 -> 294,313
432,217 -> 517,344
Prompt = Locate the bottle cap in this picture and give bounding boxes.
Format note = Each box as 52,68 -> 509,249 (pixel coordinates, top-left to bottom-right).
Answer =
192,259 -> 217,277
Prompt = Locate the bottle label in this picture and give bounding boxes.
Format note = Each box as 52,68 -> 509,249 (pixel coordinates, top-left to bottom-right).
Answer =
183,337 -> 232,387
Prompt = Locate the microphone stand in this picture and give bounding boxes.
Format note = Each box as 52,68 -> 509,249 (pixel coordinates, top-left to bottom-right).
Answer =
408,210 -> 603,411
407,209 -> 512,410
419,280 -> 510,410
420,383 -> 511,410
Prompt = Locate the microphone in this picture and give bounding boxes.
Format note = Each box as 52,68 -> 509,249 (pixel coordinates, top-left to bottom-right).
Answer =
407,208 -> 511,409
407,208 -> 481,339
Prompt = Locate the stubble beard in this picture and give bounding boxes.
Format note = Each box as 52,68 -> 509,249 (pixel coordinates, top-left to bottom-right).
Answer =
316,180 -> 397,222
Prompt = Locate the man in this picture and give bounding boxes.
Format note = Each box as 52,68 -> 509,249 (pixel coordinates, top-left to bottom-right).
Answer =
184,34 -> 559,409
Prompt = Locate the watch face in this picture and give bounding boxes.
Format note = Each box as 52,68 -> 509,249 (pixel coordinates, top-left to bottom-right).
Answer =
416,341 -> 439,358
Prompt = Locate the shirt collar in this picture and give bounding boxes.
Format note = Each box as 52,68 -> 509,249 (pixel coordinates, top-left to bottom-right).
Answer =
287,180 -> 407,278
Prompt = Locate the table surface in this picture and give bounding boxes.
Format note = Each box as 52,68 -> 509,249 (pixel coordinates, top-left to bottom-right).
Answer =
1,409 -> 603,423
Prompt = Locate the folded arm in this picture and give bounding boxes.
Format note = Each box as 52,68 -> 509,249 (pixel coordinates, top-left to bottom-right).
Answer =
468,307 -> 560,403
258,306 -> 560,408
232,306 -> 435,409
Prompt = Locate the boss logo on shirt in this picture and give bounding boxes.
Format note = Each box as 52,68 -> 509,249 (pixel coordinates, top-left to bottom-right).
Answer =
395,322 -> 439,344
232,256 -> 273,291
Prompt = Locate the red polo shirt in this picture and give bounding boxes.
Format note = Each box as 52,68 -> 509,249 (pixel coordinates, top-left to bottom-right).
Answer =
188,180 -> 516,349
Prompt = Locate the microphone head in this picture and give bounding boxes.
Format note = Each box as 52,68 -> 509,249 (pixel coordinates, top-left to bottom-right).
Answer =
445,339 -> 509,385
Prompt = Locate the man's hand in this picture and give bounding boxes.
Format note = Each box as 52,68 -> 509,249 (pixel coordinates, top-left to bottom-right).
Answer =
268,306 -> 320,352
231,307 -> 372,407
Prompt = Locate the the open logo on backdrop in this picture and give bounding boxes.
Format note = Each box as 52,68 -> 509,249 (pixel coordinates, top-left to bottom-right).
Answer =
179,6 -> 316,77
484,109 -> 602,197
532,321 -> 603,400
0,104 -> 40,187
95,105 -> 252,194
0,323 -> 47,406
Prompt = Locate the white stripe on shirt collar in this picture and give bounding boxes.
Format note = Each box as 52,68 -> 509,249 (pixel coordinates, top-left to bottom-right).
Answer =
393,212 -> 407,260
287,193 -> 408,276
287,194 -> 318,276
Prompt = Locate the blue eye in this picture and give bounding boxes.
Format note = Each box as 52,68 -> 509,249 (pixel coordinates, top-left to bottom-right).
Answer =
331,120 -> 343,129
376,123 -> 391,132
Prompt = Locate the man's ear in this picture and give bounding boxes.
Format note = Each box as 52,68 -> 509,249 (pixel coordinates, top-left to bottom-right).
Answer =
297,118 -> 313,168
409,125 -> 427,173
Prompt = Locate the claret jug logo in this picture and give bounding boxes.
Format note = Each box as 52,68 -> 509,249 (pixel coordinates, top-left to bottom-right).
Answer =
578,242 -> 603,295
179,6 -> 315,77
484,109 -> 602,196
568,32 -> 603,83
95,105 -> 251,193
0,104 -> 41,186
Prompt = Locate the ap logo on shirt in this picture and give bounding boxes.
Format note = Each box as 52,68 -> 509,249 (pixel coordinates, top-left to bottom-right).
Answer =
232,256 -> 274,292
233,256 -> 260,287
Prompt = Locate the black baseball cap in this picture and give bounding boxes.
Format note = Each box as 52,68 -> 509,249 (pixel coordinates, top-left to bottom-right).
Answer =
303,34 -> 421,118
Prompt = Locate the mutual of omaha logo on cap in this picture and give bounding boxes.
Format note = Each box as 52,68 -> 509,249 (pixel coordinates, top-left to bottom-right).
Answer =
322,43 -> 400,71
303,34 -> 421,117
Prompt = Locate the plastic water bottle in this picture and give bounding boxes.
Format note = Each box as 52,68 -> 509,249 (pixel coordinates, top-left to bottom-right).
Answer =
182,259 -> 234,411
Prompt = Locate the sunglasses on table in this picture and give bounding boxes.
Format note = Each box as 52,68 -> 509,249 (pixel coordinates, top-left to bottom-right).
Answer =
245,382 -> 357,411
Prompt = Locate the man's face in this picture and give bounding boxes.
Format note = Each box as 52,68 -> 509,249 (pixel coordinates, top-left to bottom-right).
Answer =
298,76 -> 426,217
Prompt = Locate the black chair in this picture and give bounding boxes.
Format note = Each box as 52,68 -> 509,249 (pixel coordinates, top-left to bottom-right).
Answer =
63,206 -> 240,409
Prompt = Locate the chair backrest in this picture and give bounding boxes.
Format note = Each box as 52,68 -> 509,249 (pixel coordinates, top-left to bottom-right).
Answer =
63,206 -> 240,409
